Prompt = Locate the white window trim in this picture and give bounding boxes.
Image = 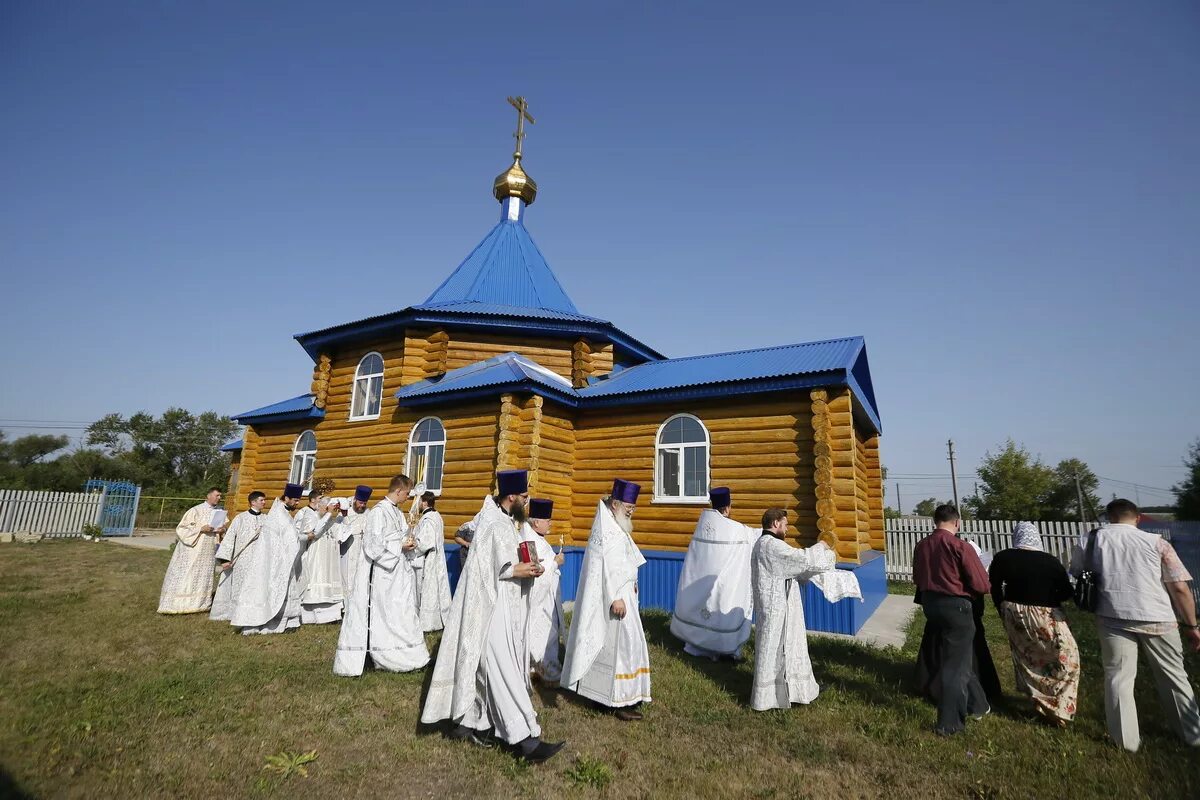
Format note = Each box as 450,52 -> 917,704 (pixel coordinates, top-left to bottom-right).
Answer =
349,351 -> 385,422
290,430 -> 318,490
653,413 -> 711,504
405,416 -> 447,495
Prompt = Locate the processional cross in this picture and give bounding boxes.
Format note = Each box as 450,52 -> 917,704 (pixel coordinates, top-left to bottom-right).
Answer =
507,95 -> 535,160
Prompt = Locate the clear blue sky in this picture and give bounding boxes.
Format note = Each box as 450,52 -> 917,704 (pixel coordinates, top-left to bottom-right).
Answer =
2,1 -> 1197,510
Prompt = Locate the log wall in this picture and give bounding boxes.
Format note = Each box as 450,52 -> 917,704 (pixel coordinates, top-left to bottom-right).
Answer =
439,330 -> 577,381
570,398 -> 817,553
228,325 -> 883,555
230,398 -> 500,530
226,449 -> 243,500
525,398 -> 576,545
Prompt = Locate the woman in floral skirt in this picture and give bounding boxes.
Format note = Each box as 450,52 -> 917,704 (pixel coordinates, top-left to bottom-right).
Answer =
988,522 -> 1081,726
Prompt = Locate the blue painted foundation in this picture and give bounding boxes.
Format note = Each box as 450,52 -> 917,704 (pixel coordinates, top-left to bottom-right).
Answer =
443,543 -> 887,635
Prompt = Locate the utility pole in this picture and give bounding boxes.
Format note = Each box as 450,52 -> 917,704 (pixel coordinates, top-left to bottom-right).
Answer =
896,482 -> 903,516
1074,473 -> 1087,523
947,439 -> 961,513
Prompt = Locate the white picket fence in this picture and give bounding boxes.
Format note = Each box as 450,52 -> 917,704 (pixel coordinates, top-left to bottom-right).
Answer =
885,518 -> 1092,580
0,489 -> 105,537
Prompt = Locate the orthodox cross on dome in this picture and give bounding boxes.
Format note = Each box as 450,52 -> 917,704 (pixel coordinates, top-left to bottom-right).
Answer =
494,96 -> 539,212
507,95 -> 535,161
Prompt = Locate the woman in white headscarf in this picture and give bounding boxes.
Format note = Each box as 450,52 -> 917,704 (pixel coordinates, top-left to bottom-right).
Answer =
988,522 -> 1080,726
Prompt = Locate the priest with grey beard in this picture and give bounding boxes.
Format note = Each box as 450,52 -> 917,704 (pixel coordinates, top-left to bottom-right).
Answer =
561,479 -> 652,721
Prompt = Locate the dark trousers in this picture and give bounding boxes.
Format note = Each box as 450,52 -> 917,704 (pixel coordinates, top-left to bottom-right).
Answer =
921,594 -> 988,733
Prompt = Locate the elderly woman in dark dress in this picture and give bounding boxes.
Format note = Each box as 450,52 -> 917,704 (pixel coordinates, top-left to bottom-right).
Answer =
988,521 -> 1080,726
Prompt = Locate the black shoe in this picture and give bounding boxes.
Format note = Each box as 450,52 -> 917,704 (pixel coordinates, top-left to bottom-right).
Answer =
523,740 -> 566,764
614,707 -> 644,722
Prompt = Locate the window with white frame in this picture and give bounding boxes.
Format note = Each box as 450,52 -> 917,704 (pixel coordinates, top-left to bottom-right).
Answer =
655,414 -> 710,501
350,352 -> 385,420
290,430 -> 317,490
406,417 -> 446,493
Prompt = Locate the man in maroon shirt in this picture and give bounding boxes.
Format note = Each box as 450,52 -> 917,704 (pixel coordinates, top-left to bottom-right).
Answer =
912,504 -> 992,735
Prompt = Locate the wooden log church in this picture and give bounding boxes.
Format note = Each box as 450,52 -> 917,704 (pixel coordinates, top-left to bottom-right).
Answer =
224,98 -> 887,632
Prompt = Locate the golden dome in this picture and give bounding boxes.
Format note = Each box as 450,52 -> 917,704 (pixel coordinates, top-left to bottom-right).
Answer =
493,158 -> 538,206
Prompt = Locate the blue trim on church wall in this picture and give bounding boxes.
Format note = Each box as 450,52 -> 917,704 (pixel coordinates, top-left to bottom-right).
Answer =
441,544 -> 886,635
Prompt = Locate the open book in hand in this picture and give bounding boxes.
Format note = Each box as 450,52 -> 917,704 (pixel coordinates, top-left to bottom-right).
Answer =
209,509 -> 227,530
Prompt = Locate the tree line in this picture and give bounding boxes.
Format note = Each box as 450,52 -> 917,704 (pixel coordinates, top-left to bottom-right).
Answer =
0,409 -> 237,496
891,437 -> 1200,522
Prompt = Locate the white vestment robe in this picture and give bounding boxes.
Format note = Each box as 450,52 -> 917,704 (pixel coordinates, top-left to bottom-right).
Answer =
522,524 -> 565,683
333,498 -> 429,675
749,537 -> 860,710
157,502 -> 219,614
230,500 -> 305,635
670,509 -> 760,658
336,506 -> 368,596
561,501 -> 652,708
411,509 -> 452,632
210,510 -> 262,621
295,507 -> 344,624
421,502 -> 542,745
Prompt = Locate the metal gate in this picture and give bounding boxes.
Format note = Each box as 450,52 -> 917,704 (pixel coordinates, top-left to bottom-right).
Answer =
83,480 -> 142,537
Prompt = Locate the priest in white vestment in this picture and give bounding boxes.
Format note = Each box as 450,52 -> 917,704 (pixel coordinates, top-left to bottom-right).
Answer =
750,508 -> 861,711
410,491 -> 452,632
211,491 -> 267,621
333,474 -> 430,676
671,487 -> 760,661
158,487 -> 227,614
561,479 -> 652,722
421,469 -> 566,764
335,485 -> 372,595
229,483 -> 309,635
522,498 -> 566,684
294,480 -> 344,624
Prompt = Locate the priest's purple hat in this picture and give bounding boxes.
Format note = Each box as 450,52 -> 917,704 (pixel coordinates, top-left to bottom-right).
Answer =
529,498 -> 553,519
709,487 -> 731,509
611,478 -> 641,504
496,469 -> 529,497
284,483 -> 305,499
354,485 -> 373,502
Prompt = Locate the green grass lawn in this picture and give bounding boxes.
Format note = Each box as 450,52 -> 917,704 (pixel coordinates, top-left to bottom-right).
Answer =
1,542 -> 1197,799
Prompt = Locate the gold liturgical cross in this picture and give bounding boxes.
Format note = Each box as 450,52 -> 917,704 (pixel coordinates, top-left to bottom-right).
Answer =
507,95 -> 535,160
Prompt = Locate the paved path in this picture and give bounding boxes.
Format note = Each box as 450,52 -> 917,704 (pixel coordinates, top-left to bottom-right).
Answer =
109,532 -> 175,551
809,593 -> 918,650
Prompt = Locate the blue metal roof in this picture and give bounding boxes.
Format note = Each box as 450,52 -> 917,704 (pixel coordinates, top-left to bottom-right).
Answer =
220,439 -> 244,452
578,336 -> 881,433
291,212 -> 666,364
411,300 -> 605,323
232,394 -> 325,425
582,337 -> 863,397
387,336 -> 881,433
422,220 -> 581,314
396,352 -> 578,406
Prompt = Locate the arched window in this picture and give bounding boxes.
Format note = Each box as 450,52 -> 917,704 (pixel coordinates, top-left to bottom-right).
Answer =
350,352 -> 385,420
655,414 -> 709,502
290,430 -> 318,490
406,417 -> 446,493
